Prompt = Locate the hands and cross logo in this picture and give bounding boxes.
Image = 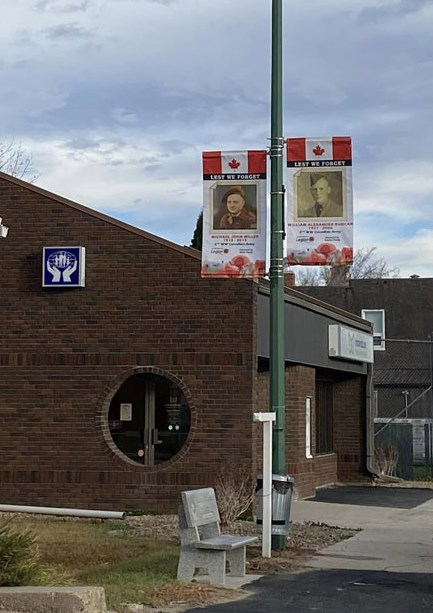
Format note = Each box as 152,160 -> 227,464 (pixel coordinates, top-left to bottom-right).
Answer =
47,250 -> 78,283
43,246 -> 85,288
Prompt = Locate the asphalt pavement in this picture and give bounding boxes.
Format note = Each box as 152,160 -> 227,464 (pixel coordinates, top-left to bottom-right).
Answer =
183,485 -> 433,612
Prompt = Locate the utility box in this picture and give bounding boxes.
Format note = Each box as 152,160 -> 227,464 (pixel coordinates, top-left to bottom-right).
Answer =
256,474 -> 294,535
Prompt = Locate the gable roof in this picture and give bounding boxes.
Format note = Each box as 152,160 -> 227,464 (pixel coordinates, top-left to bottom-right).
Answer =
0,171 -> 201,261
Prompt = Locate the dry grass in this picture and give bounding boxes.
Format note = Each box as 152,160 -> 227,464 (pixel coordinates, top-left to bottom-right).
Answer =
0,515 -> 178,611
10,517 -> 146,574
0,513 -> 357,612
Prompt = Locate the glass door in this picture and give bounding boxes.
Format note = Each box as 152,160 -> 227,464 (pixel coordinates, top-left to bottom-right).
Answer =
108,373 -> 190,465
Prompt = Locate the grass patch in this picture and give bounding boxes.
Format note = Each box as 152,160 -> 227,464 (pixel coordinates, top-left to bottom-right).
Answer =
412,465 -> 433,481
0,520 -> 66,587
79,542 -> 178,608
2,516 -> 179,611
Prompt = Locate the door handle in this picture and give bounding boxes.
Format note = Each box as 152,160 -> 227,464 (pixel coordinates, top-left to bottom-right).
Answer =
152,429 -> 162,445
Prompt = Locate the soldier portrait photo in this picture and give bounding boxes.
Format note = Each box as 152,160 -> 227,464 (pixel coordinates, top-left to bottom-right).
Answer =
212,184 -> 258,231
295,170 -> 344,219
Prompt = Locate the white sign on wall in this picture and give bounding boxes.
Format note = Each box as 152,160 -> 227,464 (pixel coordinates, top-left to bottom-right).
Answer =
305,396 -> 312,459
329,324 -> 374,363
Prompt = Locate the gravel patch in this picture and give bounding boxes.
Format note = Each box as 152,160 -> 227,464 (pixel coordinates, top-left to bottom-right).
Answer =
124,514 -> 358,574
124,513 -> 356,549
374,478 -> 433,489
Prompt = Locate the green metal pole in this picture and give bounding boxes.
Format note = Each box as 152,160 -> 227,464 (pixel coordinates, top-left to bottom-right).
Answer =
269,0 -> 286,551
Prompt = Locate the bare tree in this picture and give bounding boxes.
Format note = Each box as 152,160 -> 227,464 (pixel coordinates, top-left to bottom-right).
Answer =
294,267 -> 322,286
0,140 -> 38,182
296,247 -> 400,286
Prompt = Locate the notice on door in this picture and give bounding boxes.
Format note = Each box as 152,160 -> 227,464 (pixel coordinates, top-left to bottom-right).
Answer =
120,403 -> 132,421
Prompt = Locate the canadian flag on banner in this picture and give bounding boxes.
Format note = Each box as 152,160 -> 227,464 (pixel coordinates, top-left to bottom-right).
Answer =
202,150 -> 267,177
287,137 -> 352,164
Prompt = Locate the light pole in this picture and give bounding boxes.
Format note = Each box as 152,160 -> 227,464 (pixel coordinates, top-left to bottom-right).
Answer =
269,0 -> 286,551
402,390 -> 409,418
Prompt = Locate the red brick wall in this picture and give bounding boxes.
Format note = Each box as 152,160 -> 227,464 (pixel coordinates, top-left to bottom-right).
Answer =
255,366 -> 369,498
0,177 -> 259,512
314,454 -> 338,491
256,366 -> 336,499
285,365 -> 315,497
334,376 -> 370,482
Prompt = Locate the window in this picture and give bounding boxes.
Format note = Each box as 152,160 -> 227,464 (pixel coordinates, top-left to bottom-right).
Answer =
316,382 -> 333,455
108,373 -> 191,465
362,309 -> 385,350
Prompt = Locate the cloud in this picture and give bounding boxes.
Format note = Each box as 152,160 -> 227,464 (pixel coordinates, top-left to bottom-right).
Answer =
146,0 -> 180,5
355,161 -> 433,225
33,0 -> 93,13
1,0 -> 433,277
111,108 -> 138,124
361,228 -> 433,279
42,22 -> 94,41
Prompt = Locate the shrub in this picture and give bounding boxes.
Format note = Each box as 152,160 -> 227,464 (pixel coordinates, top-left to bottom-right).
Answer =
374,442 -> 399,476
214,466 -> 255,525
0,520 -> 58,586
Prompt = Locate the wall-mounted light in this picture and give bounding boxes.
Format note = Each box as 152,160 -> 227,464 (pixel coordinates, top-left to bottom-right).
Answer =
0,217 -> 9,238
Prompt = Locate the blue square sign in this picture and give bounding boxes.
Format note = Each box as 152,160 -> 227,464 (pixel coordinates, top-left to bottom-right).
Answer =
42,247 -> 86,288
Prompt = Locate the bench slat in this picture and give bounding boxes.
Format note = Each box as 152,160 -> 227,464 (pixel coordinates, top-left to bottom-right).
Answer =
196,535 -> 258,551
181,488 -> 220,528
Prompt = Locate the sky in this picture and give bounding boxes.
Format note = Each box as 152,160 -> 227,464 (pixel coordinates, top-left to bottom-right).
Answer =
2,0 -> 433,278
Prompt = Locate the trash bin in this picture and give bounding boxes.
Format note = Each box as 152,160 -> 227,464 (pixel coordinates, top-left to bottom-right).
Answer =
256,474 -> 294,535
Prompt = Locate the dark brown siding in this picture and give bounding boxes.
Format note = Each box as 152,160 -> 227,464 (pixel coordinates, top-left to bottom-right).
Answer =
0,176 -> 257,512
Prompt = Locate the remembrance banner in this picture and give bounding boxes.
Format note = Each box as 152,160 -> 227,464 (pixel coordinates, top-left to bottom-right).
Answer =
286,136 -> 353,266
201,150 -> 267,278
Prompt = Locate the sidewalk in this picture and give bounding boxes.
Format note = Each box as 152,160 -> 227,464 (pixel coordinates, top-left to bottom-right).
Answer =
183,485 -> 433,612
291,485 -> 433,573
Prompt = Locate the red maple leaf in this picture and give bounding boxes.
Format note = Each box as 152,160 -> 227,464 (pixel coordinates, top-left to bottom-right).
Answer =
228,158 -> 240,169
313,144 -> 325,156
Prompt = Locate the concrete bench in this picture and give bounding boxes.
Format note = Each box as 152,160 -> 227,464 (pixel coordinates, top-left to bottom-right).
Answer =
177,487 -> 258,587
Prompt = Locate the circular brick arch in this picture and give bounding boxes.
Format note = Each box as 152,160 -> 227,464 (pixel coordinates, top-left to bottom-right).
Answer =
98,366 -> 196,469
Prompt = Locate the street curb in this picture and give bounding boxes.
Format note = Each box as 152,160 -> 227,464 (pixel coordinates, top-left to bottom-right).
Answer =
0,586 -> 107,612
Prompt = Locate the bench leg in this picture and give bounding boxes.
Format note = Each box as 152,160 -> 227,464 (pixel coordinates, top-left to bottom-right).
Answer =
227,547 -> 246,577
204,550 -> 226,587
177,549 -> 195,582
178,549 -> 227,587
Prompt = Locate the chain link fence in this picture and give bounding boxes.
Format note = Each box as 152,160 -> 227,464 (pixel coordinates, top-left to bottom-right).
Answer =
373,338 -> 433,420
373,338 -> 433,479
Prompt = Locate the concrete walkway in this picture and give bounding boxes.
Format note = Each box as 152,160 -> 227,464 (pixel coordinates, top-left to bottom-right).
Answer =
184,485 -> 433,612
292,485 -> 433,573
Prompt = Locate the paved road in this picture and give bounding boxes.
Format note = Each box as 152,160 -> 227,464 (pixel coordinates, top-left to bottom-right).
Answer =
311,484 -> 433,508
183,486 -> 433,612
184,568 -> 433,612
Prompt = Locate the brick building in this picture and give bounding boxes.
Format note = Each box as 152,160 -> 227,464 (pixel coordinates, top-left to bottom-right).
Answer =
0,172 -> 374,512
299,278 -> 433,420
